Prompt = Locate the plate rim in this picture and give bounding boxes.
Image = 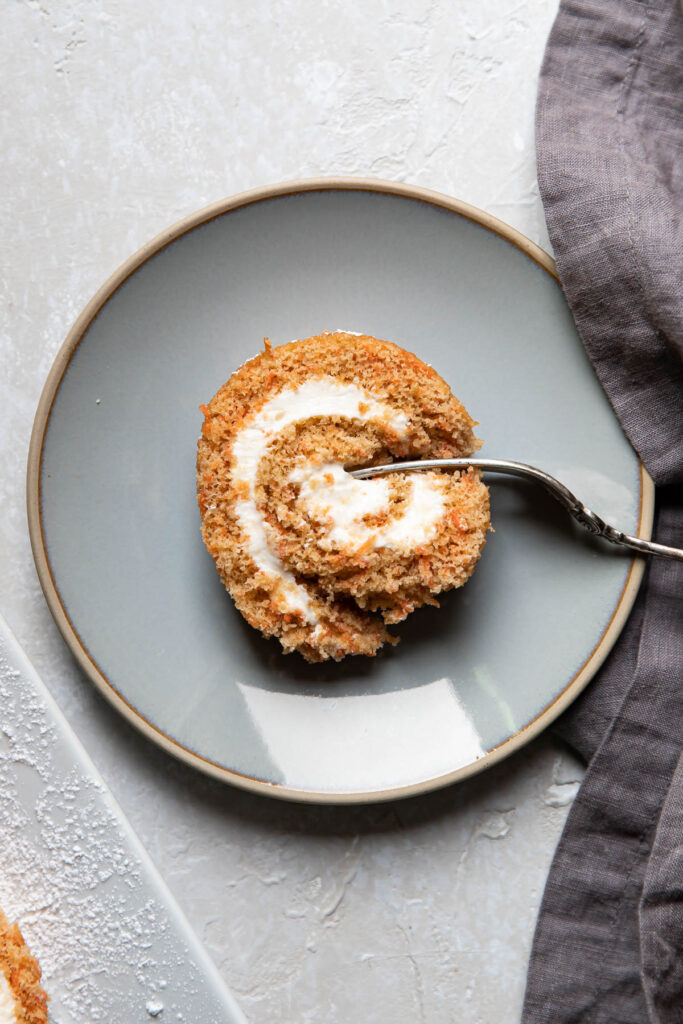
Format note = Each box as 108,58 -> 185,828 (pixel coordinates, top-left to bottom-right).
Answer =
26,175 -> 654,804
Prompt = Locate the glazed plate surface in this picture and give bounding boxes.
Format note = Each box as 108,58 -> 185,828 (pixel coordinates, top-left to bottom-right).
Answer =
29,180 -> 651,802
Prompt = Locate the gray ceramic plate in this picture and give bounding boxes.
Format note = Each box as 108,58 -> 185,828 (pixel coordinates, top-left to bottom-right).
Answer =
28,179 -> 652,804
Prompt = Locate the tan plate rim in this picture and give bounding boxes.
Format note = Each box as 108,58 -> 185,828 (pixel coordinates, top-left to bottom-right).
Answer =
26,176 -> 653,804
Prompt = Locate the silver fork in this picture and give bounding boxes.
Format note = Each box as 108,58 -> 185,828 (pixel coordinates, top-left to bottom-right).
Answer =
350,458 -> 682,561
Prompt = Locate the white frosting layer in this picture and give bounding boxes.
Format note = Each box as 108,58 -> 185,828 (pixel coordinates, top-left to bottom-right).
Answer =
0,972 -> 17,1024
232,376 -> 441,621
291,461 -> 445,554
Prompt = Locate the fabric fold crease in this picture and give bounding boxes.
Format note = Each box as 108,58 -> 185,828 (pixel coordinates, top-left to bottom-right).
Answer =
523,1 -> 683,1021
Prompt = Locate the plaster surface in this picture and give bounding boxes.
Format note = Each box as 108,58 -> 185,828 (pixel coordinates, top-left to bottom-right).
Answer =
1,2 -> 586,1021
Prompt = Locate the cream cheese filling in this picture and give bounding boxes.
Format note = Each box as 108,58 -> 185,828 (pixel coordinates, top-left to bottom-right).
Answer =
0,971 -> 18,1024
290,461 -> 445,554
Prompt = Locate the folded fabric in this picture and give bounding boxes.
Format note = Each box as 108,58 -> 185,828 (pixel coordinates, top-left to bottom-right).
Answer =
523,2 -> 683,1022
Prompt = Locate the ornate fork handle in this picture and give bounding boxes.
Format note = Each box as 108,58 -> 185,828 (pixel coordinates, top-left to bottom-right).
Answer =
350,458 -> 683,561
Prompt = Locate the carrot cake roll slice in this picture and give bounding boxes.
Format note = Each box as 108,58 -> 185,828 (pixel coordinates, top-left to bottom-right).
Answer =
0,908 -> 48,1024
197,331 -> 490,662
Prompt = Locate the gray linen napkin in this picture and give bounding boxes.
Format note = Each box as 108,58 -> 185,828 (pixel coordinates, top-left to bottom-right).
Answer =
522,2 -> 683,1022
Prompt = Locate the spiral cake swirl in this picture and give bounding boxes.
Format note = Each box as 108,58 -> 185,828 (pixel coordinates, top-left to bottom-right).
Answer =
197,331 -> 490,662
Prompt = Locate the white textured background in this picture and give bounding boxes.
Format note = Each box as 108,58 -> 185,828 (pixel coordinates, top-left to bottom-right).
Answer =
1,2 -> 587,1021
